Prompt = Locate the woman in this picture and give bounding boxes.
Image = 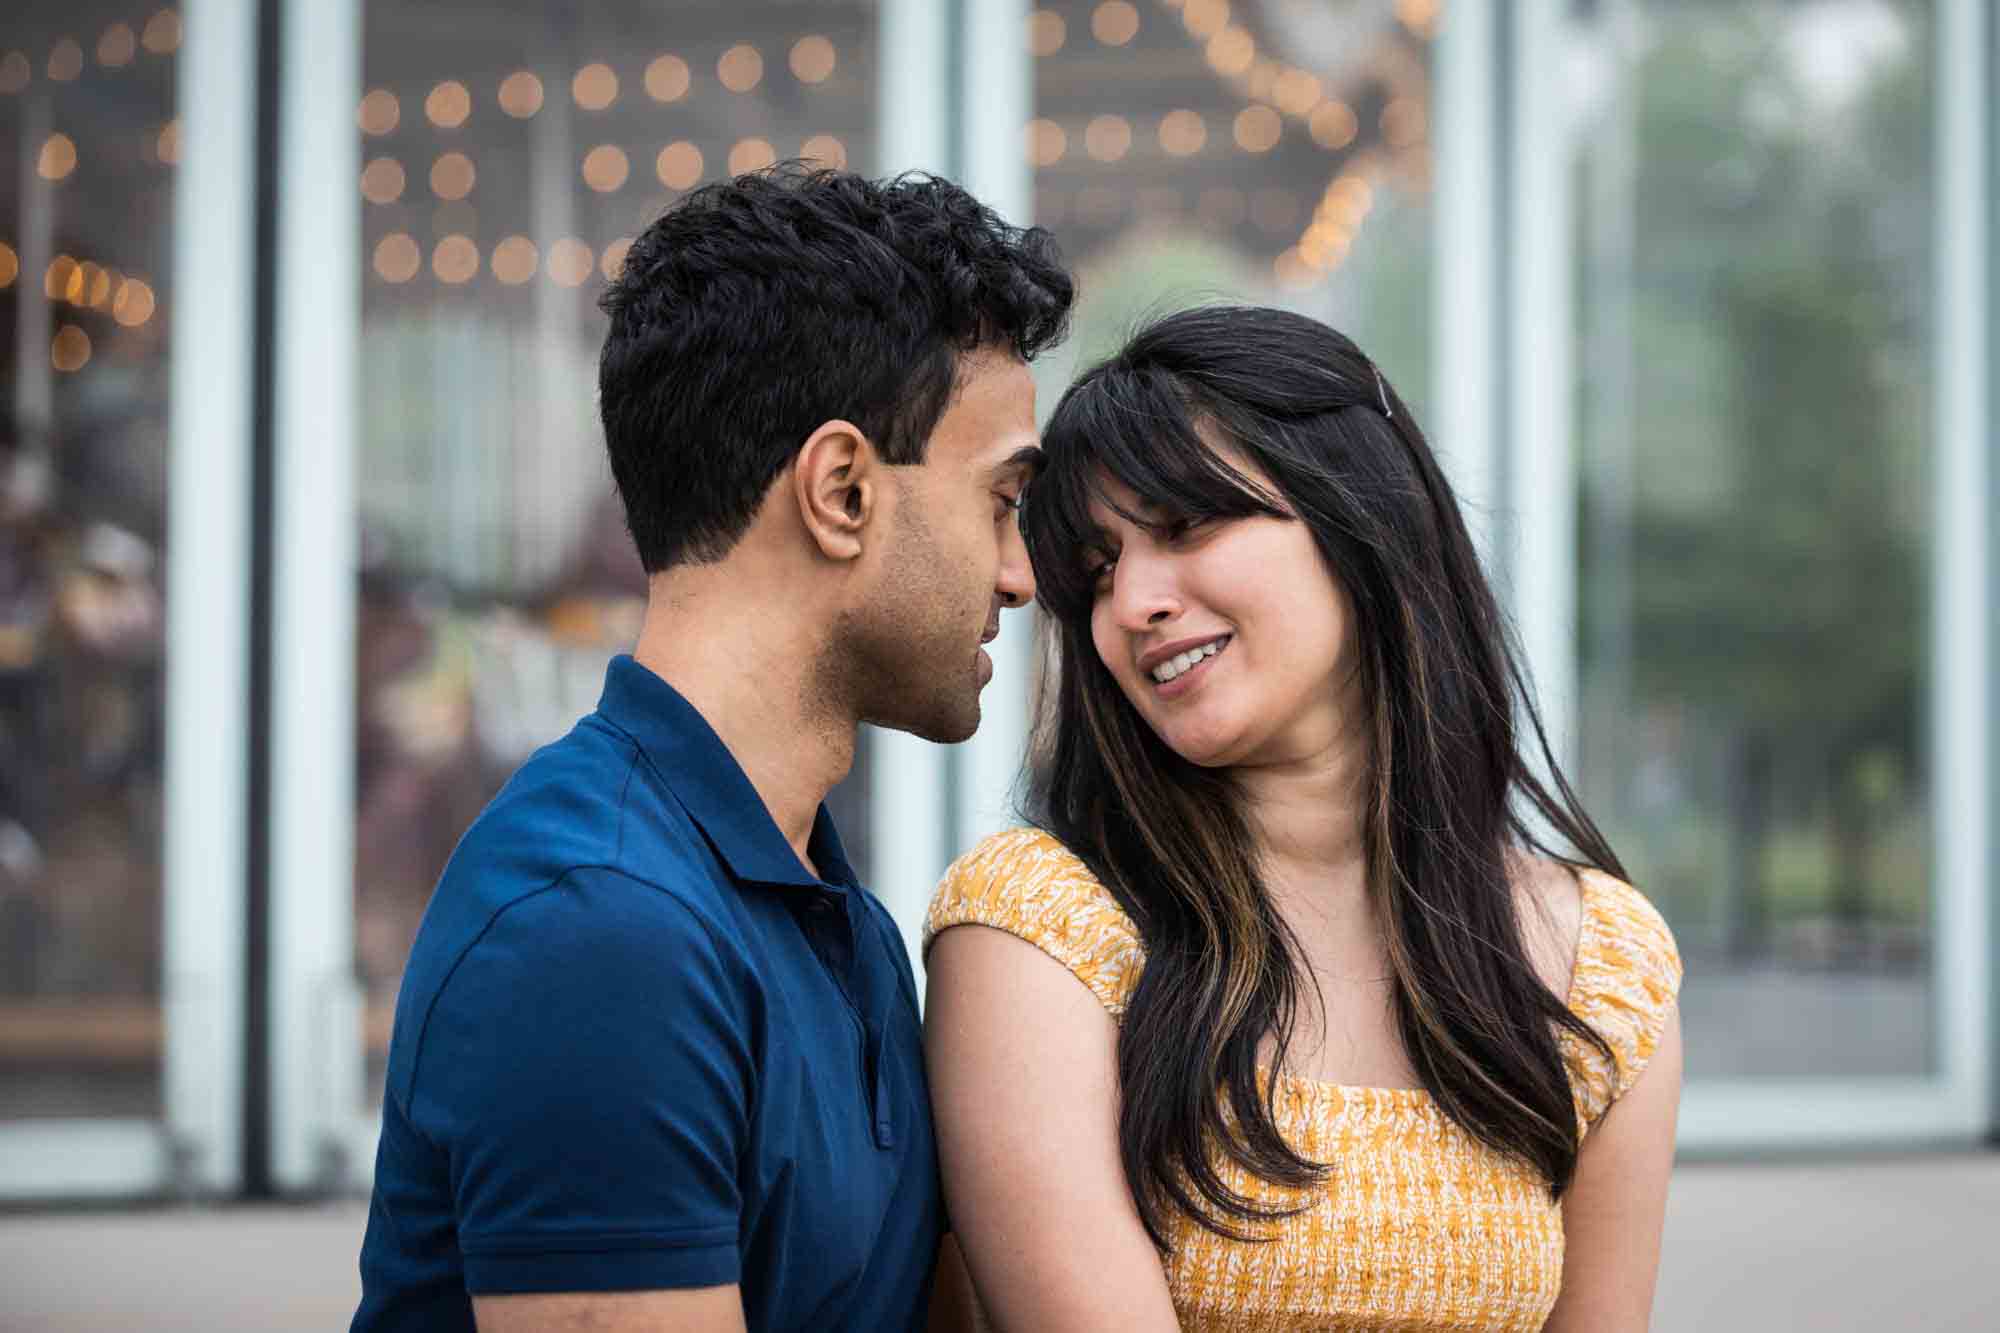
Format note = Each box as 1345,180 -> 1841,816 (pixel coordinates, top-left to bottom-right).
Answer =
924,306 -> 1682,1332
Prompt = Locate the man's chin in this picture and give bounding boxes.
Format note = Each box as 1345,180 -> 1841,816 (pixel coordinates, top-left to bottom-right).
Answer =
867,697 -> 981,746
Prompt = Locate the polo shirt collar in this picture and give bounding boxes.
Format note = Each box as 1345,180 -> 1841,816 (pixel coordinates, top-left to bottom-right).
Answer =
596,655 -> 857,892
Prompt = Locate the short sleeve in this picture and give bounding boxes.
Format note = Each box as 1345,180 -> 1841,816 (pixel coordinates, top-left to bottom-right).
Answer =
924,827 -> 1145,1017
1560,872 -> 1684,1131
408,867 -> 749,1294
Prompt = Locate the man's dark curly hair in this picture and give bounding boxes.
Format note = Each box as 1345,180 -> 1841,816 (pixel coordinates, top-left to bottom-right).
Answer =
598,164 -> 1075,572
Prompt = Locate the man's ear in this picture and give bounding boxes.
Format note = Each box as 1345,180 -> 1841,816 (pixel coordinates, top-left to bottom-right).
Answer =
793,419 -> 880,562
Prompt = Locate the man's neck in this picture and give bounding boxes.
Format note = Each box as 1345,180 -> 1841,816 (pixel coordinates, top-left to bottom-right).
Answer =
631,572 -> 853,876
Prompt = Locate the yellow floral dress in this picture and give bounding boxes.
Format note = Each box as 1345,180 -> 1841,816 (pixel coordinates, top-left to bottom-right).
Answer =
926,827 -> 1683,1333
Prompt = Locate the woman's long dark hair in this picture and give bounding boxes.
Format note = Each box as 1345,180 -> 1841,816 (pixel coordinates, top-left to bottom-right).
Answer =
1021,305 -> 1623,1250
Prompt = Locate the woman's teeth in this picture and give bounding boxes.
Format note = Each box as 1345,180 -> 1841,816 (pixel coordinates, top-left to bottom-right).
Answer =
1151,638 -> 1226,683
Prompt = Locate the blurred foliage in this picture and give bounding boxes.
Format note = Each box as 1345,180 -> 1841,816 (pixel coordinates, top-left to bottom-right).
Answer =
1578,1 -> 1933,960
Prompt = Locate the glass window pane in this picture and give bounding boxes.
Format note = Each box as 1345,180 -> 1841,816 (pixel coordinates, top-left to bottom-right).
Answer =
352,3 -> 880,1110
1028,1 -> 1435,410
0,7 -> 179,1118
1574,0 -> 1935,1079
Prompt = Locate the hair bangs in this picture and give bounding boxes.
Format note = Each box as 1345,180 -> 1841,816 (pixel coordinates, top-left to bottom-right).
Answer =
1025,363 -> 1283,622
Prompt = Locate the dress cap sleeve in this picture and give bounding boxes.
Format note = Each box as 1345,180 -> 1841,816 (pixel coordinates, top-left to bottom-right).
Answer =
1560,871 -> 1684,1131
925,827 -> 1145,1017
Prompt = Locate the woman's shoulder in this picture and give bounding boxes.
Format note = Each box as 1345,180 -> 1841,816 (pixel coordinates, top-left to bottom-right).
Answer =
924,827 -> 1144,1016
1556,866 -> 1685,1129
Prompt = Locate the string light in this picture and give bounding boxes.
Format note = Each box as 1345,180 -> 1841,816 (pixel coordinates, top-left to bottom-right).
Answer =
0,242 -> 16,289
0,52 -> 29,94
1205,27 -> 1254,76
717,45 -> 763,93
52,325 -> 92,373
1309,101 -> 1357,149
499,71 -> 544,118
45,256 -> 78,301
492,235 -> 538,285
1396,0 -> 1442,40
645,54 -> 690,102
1025,119 -> 1066,167
582,145 -> 629,192
426,81 -> 472,129
373,233 -> 421,284
156,120 -> 181,165
98,24 -> 138,68
141,9 -> 182,56
789,37 -> 836,85
1182,0 -> 1229,39
547,238 -> 594,288
1273,68 -> 1322,116
1233,105 -> 1282,153
1091,2 -> 1141,46
358,89 -> 400,136
656,141 -> 704,190
601,237 -> 634,281
432,235 -> 479,285
728,137 -> 776,174
573,63 -> 618,110
430,152 -> 475,200
361,156 -> 405,204
39,134 -> 78,182
48,38 -> 84,82
112,278 -> 156,326
1158,109 -> 1206,157
1028,10 -> 1066,57
1083,115 -> 1132,162
799,134 -> 847,170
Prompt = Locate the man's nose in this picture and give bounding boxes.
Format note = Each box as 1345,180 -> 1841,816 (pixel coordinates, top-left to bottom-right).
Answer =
996,520 -> 1035,608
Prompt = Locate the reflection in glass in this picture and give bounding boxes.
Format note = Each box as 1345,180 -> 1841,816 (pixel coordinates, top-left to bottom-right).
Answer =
1575,1 -> 1934,1078
1029,2 -> 1433,410
1,7 -> 178,1117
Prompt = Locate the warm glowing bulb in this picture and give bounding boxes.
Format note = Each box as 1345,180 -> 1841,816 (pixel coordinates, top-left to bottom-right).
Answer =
601,237 -> 634,281
141,9 -> 182,55
52,324 -> 92,373
572,63 -> 618,110
113,278 -> 156,326
1028,10 -> 1066,58
48,39 -> 84,82
727,137 -> 776,175
38,134 -> 78,182
45,256 -> 78,301
717,45 -> 763,94
98,23 -> 138,68
1084,116 -> 1132,163
373,232 -> 421,284
799,135 -> 847,170
491,235 -> 538,285
0,52 -> 29,94
582,145 -> 629,192
498,71 -> 544,118
1273,69 -> 1322,117
156,120 -> 181,165
656,141 -> 704,190
1380,97 -> 1426,147
789,36 -> 836,85
645,54 -> 690,102
547,238 -> 594,288
1158,109 -> 1206,157
430,151 -> 475,200
426,81 -> 471,129
0,242 -> 17,289
360,157 -> 405,204
1206,27 -> 1255,77
1091,1 -> 1140,47
1025,119 -> 1066,168
1309,101 -> 1357,150
1182,0 -> 1229,39
432,235 -> 479,285
1233,105 -> 1282,153
357,89 -> 400,136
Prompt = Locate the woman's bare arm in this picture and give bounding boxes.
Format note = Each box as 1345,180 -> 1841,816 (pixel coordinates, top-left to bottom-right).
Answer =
1543,1005 -> 1684,1332
924,925 -> 1181,1333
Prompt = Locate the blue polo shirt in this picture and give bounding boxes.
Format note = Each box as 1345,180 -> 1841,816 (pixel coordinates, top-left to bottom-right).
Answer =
353,655 -> 943,1332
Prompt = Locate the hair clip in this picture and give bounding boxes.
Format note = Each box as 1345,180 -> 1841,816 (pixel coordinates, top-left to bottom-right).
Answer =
1373,365 -> 1393,419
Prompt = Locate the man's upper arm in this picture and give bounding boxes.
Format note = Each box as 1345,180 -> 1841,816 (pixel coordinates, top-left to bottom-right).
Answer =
412,867 -> 752,1300
474,1284 -> 747,1332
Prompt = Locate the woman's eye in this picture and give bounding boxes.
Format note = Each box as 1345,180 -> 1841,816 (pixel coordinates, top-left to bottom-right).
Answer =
1084,554 -> 1115,590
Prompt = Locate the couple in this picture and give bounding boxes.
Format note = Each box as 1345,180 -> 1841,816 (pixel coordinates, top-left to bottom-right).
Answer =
352,168 -> 1681,1333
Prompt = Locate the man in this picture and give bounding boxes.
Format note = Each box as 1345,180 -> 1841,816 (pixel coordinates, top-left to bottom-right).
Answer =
352,167 -> 1073,1332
